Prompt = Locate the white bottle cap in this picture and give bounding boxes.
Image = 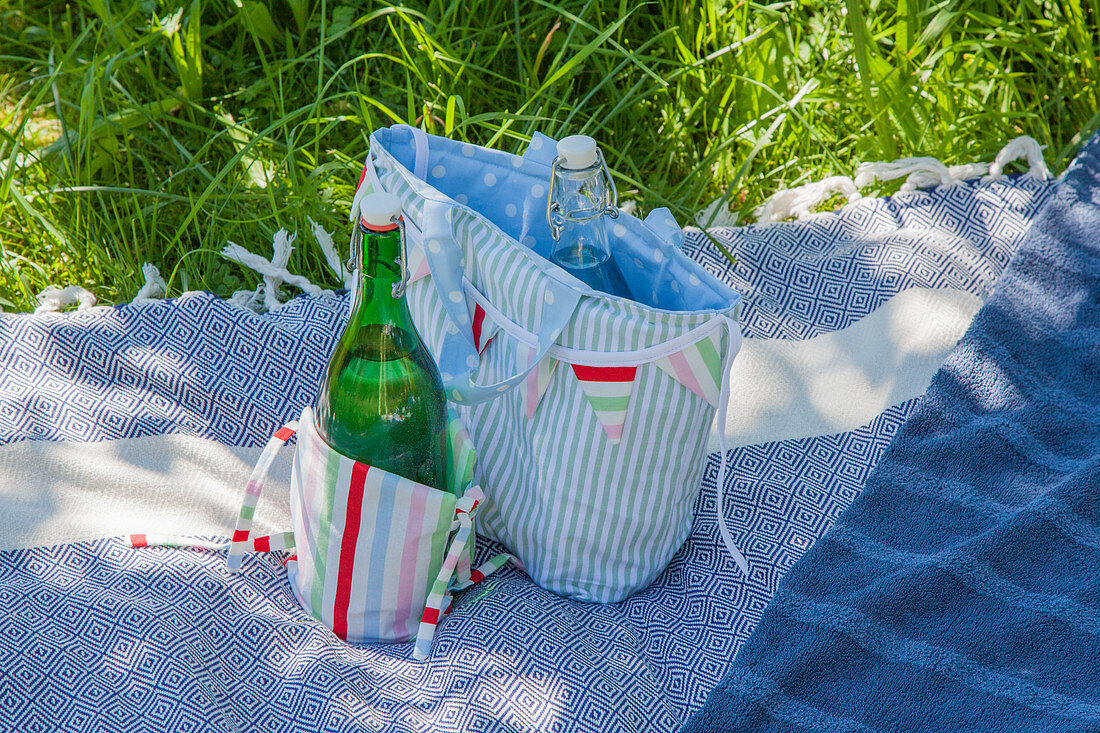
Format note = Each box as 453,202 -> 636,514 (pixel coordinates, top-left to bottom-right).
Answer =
556,135 -> 599,170
358,192 -> 403,229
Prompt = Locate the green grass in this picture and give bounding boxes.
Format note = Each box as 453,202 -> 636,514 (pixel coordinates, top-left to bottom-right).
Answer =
1,0 -> 1098,310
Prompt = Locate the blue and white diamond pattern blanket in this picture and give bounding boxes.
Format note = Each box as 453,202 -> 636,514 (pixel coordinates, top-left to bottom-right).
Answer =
0,175 -> 1052,731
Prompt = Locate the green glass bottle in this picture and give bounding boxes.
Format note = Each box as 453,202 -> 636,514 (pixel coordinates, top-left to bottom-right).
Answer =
313,192 -> 451,492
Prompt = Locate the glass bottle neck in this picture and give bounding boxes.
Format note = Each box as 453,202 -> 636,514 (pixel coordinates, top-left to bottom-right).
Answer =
552,163 -> 610,220
351,224 -> 413,329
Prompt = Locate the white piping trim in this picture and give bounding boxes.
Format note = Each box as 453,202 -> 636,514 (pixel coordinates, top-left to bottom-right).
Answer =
714,314 -> 749,578
465,276 -> 727,366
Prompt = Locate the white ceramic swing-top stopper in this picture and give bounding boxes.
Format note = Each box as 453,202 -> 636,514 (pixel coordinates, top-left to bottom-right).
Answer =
556,135 -> 599,170
359,192 -> 403,229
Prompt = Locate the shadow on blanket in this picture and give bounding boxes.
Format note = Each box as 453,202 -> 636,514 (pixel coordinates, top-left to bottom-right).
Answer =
685,132 -> 1100,733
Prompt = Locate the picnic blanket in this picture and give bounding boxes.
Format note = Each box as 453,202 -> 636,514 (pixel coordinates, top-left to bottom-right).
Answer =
0,160 -> 1055,730
684,134 -> 1100,732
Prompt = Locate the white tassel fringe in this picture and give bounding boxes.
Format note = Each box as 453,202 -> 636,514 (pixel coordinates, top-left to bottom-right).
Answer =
223,223 -> 351,313
132,263 -> 168,303
309,217 -> 353,290
34,285 -> 96,314
751,135 -> 1052,224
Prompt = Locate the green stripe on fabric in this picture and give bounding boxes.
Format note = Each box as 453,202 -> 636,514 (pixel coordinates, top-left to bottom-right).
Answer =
445,416 -> 477,494
696,333 -> 724,383
312,445 -> 340,613
584,394 -> 631,412
426,497 -> 455,600
240,504 -> 255,521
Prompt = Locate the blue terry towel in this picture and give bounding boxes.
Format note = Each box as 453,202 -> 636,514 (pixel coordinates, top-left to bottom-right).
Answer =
685,131 -> 1100,733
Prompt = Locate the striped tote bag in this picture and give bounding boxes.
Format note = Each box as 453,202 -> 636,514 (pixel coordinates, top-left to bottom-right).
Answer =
353,125 -> 746,603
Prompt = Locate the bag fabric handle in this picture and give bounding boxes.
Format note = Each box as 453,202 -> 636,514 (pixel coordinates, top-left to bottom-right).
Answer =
520,132 -> 558,166
416,196 -> 582,405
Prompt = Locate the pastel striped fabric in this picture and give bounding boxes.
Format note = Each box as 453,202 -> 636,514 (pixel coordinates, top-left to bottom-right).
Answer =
368,125 -> 742,602
147,400 -> 507,655
519,344 -> 557,419
286,408 -> 457,643
446,417 -> 477,496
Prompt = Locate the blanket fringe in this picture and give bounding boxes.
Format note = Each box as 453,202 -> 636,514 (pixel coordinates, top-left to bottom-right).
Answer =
309,216 -> 353,290
753,135 -> 1052,224
34,285 -> 97,314
132,263 -> 167,303
223,223 -> 349,313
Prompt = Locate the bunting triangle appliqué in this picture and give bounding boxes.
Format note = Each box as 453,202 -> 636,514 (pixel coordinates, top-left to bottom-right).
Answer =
405,240 -> 431,283
654,329 -> 724,406
518,342 -> 557,419
470,302 -> 499,355
571,364 -> 637,445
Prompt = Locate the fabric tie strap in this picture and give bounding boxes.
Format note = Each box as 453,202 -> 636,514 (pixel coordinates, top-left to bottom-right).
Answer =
128,419 -> 300,566
413,485 -> 516,661
714,315 -> 750,579
227,421 -> 299,573
129,532 -> 296,553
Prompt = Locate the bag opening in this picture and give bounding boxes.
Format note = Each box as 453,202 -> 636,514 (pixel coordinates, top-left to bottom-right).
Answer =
374,125 -> 737,314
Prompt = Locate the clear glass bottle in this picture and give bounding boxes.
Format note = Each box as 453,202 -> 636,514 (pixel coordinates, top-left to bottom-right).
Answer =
547,135 -> 632,299
313,192 -> 450,492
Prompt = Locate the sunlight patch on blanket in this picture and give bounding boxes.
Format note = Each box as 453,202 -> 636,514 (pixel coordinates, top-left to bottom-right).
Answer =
0,435 -> 293,550
715,287 -> 982,450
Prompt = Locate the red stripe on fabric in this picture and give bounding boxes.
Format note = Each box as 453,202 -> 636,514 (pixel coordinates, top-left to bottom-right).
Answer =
232,529 -> 250,542
570,364 -> 637,382
332,463 -> 369,641
421,607 -> 440,625
472,303 -> 486,350
443,596 -> 453,615
274,426 -> 296,442
254,536 -> 270,552
283,554 -> 297,567
130,534 -> 147,548
469,568 -> 485,583
357,162 -> 369,189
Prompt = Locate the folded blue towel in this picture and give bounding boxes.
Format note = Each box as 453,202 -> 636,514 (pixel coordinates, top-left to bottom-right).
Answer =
685,132 -> 1100,733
